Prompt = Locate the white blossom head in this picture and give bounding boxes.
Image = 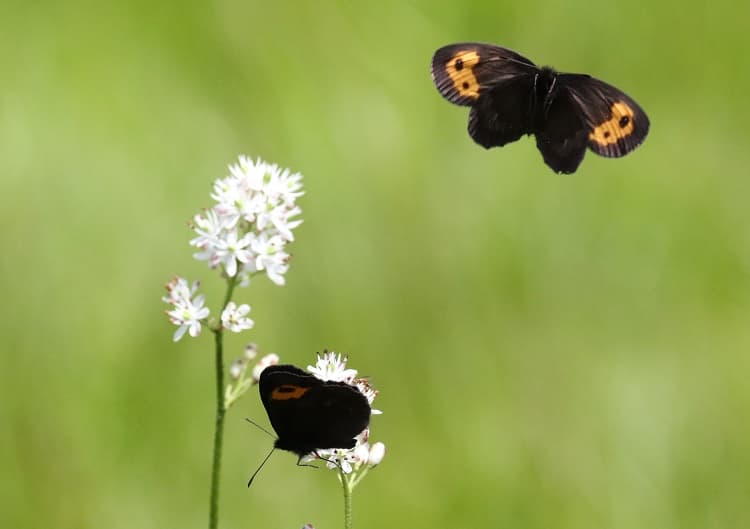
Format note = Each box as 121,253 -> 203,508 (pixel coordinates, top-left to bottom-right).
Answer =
304,352 -> 385,480
307,350 -> 358,383
190,156 -> 303,286
221,302 -> 254,333
163,277 -> 210,341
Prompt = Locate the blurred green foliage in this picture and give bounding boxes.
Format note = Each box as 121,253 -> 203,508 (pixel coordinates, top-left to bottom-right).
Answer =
2,0 -> 749,528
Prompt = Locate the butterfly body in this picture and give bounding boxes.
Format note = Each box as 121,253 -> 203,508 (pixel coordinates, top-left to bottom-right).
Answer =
431,43 -> 649,173
258,365 -> 371,457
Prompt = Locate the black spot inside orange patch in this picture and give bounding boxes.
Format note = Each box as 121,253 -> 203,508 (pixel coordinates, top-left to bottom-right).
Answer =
589,101 -> 636,146
445,50 -> 481,100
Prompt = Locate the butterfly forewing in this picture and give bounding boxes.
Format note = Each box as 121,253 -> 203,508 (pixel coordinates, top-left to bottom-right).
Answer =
561,75 -> 650,158
431,43 -> 537,106
259,366 -> 316,442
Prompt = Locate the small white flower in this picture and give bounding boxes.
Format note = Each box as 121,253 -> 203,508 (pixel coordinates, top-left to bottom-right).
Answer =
162,277 -> 200,306
229,358 -> 248,380
353,442 -> 371,465
190,209 -> 227,252
250,233 -> 290,285
368,442 -> 385,465
274,167 -> 305,207
213,230 -> 253,277
256,203 -> 302,241
307,351 -> 358,383
312,448 -> 357,474
164,280 -> 210,341
244,342 -> 259,359
210,173 -> 245,228
221,302 -> 254,333
252,353 -> 280,382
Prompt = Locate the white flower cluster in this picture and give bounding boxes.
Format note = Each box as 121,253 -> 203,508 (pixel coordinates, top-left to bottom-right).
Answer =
190,156 -> 304,285
163,277 -> 257,341
163,278 -> 210,341
304,351 -> 385,475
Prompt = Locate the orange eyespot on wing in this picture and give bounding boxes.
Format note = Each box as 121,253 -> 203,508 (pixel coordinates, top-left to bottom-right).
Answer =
431,43 -> 537,107
432,48 -> 482,105
588,101 -> 635,146
271,384 -> 311,401
446,51 -> 481,100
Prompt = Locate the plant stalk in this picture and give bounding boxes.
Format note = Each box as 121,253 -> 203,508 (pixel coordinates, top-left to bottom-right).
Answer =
341,471 -> 352,529
208,276 -> 238,529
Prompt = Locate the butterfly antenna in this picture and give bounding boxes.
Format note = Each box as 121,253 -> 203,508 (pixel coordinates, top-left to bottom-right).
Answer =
247,446 -> 276,488
245,417 -> 276,439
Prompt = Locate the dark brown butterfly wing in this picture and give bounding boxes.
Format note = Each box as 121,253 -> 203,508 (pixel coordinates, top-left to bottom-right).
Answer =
468,77 -> 536,148
561,74 -> 650,158
259,365 -> 370,455
432,43 -> 538,147
431,43 -> 537,106
259,365 -> 318,443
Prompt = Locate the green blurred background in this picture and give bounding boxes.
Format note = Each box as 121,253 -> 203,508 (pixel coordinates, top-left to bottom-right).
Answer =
2,0 -> 749,528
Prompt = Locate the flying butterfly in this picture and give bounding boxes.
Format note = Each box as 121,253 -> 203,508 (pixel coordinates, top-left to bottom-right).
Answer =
430,43 -> 650,173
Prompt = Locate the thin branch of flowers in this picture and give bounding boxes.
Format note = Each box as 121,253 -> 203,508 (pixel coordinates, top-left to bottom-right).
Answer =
162,155 -> 303,529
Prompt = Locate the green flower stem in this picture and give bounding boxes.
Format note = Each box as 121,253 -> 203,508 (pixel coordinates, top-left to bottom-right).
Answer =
208,276 -> 238,529
349,467 -> 369,490
341,471 -> 353,529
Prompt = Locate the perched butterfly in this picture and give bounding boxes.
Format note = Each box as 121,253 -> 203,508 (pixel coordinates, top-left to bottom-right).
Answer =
248,364 -> 371,485
431,43 -> 650,173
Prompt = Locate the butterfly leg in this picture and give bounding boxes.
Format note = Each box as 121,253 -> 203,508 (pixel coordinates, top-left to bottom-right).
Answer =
312,450 -> 344,472
295,455 -> 319,469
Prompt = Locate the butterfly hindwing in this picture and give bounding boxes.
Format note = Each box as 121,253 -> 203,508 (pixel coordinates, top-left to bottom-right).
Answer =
301,384 -> 370,448
468,76 -> 536,148
431,43 -> 537,106
561,74 -> 650,158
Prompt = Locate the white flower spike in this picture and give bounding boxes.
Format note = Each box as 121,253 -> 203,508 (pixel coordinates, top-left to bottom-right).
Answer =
304,352 -> 385,485
190,156 -> 303,285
